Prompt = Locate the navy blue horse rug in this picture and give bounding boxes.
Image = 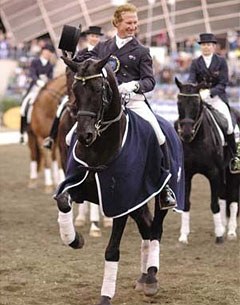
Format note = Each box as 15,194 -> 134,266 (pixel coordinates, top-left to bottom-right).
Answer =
55,110 -> 185,218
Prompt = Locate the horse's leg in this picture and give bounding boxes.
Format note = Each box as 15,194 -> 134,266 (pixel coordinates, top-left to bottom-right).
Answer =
56,193 -> 84,248
96,215 -> 128,305
41,145 -> 54,193
74,202 -> 88,227
51,144 -> 65,184
225,170 -> 239,240
209,175 -> 225,244
144,199 -> 168,296
89,202 -> 102,237
130,206 -> 152,292
219,198 -> 227,227
27,131 -> 40,188
179,174 -> 192,244
227,201 -> 238,240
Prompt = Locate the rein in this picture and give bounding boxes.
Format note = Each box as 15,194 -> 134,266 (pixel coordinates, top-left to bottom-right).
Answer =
177,92 -> 204,143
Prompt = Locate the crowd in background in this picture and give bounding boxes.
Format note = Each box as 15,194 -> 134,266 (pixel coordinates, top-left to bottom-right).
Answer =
1,28 -> 239,105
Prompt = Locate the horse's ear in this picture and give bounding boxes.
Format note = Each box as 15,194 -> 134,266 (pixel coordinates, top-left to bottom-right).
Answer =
175,77 -> 182,90
94,55 -> 111,72
61,56 -> 79,73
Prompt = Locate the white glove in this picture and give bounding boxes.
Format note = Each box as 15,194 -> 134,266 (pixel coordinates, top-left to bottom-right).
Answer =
36,79 -> 45,88
199,89 -> 210,100
39,74 -> 48,82
118,81 -> 140,94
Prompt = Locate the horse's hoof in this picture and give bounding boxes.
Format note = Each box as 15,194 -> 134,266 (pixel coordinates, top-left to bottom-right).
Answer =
74,218 -> 86,227
215,236 -> 224,244
89,228 -> 102,237
143,281 -> 159,296
69,232 -> 84,249
134,273 -> 147,292
89,223 -> 102,237
178,235 -> 188,244
227,232 -> 237,240
95,296 -> 111,305
28,179 -> 37,189
135,281 -> 144,292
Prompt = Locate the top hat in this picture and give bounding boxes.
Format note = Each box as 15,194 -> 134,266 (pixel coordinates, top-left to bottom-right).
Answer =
198,33 -> 217,44
58,24 -> 82,53
42,44 -> 55,53
84,26 -> 104,36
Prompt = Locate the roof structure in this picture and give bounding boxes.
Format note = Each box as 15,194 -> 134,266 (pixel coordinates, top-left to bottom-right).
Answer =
1,0 -> 239,51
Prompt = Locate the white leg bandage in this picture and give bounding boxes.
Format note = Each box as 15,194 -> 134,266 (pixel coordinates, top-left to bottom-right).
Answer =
213,212 -> 225,237
180,211 -> 190,235
146,240 -> 160,271
90,202 -> 100,222
30,161 -> 38,179
52,160 -> 59,185
58,210 -> 75,245
228,202 -> 238,234
58,169 -> 65,183
101,261 -> 118,299
140,240 -> 150,274
219,199 -> 227,227
44,168 -> 53,186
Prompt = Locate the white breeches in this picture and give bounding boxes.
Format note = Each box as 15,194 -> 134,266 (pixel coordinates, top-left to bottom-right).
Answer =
126,94 -> 166,145
20,85 -> 41,116
204,96 -> 233,134
56,95 -> 69,118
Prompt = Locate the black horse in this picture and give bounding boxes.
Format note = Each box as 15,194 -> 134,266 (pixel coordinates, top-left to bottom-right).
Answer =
54,56 -> 184,305
175,77 -> 239,244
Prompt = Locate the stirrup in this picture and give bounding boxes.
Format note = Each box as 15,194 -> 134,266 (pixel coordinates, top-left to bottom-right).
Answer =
43,137 -> 54,149
229,157 -> 240,174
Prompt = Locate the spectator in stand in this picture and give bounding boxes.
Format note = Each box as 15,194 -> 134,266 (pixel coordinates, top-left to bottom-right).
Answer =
0,31 -> 9,59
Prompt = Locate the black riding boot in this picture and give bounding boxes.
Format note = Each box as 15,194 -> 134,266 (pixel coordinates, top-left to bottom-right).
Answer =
159,141 -> 177,210
20,116 -> 27,144
227,133 -> 240,174
43,117 -> 60,149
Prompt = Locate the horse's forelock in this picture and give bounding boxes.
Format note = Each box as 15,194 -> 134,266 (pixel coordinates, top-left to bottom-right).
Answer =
179,83 -> 199,94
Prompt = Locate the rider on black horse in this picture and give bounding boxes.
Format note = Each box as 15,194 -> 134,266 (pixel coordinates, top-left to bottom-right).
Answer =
188,33 -> 240,174
45,4 -> 176,209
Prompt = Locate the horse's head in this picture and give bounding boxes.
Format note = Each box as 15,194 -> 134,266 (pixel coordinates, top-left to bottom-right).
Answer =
62,55 -> 121,147
175,77 -> 204,142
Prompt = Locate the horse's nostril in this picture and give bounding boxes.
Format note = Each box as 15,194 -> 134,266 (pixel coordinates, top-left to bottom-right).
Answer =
85,133 -> 93,143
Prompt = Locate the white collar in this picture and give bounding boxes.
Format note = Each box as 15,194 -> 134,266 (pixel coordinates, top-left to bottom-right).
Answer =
40,56 -> 48,66
115,35 -> 133,49
87,44 -> 94,51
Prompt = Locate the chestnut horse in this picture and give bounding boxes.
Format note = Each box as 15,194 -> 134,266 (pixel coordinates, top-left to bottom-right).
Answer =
28,74 -> 67,192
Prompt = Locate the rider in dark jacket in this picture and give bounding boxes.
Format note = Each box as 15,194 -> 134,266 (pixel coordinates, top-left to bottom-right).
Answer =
20,44 -> 55,143
188,33 -> 240,173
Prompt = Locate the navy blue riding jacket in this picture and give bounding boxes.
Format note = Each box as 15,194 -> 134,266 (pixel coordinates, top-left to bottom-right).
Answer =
188,53 -> 229,103
29,57 -> 54,86
75,36 -> 155,94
